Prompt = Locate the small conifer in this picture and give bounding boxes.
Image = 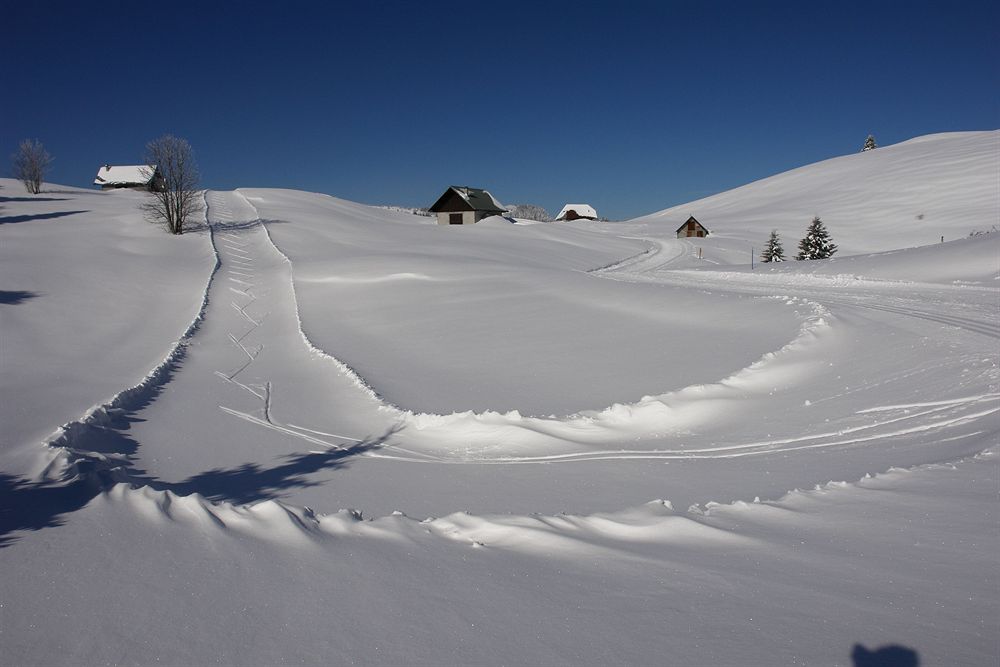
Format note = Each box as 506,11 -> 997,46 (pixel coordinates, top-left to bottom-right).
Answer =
761,230 -> 785,262
796,217 -> 838,260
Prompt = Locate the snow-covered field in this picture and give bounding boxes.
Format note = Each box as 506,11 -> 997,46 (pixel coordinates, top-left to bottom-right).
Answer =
1,131 -> 997,665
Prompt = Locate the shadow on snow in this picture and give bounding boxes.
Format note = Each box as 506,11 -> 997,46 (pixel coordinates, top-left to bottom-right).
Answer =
0,210 -> 90,225
851,643 -> 920,666
0,196 -> 71,203
0,310 -> 391,547
0,290 -> 39,305
0,429 -> 388,548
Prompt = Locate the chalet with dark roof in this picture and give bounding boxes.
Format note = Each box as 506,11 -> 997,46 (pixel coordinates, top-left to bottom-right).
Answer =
428,186 -> 507,225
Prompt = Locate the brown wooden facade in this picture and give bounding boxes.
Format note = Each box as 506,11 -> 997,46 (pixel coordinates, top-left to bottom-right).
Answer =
676,216 -> 709,238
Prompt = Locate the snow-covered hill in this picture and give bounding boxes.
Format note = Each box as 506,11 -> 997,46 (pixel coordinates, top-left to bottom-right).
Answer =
630,130 -> 999,256
0,132 -> 997,666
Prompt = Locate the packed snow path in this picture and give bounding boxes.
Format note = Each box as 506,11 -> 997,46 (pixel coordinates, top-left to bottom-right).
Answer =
101,191 -> 402,499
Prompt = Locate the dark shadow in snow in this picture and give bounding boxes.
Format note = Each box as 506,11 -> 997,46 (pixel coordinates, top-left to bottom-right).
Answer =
45,189 -> 104,196
0,418 -> 392,548
0,464 -> 112,549
0,196 -> 70,203
0,210 -> 89,225
851,643 -> 920,667
0,290 -> 39,305
188,218 -> 290,234
133,434 -> 388,505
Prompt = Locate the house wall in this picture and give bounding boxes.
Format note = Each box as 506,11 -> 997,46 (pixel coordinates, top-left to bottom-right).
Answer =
436,211 -> 476,225
677,219 -> 708,238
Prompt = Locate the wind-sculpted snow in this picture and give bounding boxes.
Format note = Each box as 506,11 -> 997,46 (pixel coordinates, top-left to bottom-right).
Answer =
390,296 -> 835,451
91,446 -> 998,555
249,188 -> 805,418
2,133 -> 999,666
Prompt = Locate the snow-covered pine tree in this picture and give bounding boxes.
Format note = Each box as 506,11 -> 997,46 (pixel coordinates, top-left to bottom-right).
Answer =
761,230 -> 785,262
796,217 -> 838,260
862,134 -> 877,152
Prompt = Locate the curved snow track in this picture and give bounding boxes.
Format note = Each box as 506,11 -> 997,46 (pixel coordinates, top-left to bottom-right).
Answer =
31,190 -> 1000,518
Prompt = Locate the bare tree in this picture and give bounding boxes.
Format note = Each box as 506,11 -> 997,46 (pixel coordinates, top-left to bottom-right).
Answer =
11,139 -> 53,194
140,135 -> 202,235
507,203 -> 552,222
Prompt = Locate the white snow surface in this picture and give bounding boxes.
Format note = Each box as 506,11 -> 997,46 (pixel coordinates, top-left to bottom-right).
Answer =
1,131 -> 998,665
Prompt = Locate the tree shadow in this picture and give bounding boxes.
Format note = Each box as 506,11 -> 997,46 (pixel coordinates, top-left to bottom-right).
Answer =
132,437 -> 386,505
46,189 -> 103,196
0,196 -> 70,203
0,469 -> 108,549
852,643 -> 920,666
0,290 -> 39,305
187,218 -> 290,234
0,210 -> 89,225
0,418 -> 393,548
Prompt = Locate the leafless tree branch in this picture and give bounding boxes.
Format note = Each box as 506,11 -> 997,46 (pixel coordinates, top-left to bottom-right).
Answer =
140,135 -> 202,235
11,139 -> 53,194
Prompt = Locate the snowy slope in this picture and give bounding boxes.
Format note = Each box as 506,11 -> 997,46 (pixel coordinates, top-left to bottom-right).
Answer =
628,130 -> 999,256
0,132 -> 997,666
0,179 -> 215,474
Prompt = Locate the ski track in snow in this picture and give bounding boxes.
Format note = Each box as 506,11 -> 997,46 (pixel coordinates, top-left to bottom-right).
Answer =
224,194 -> 997,471
29,189 -> 999,526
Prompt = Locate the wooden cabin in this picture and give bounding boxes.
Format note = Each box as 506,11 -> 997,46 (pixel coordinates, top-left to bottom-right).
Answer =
94,164 -> 165,191
676,216 -> 710,238
554,204 -> 598,221
428,186 -> 507,225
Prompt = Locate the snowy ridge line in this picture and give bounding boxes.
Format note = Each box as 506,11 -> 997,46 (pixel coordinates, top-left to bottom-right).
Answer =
371,396 -> 999,464
96,442 -> 998,551
35,194 -> 222,482
390,296 -> 835,447
237,189 -> 399,411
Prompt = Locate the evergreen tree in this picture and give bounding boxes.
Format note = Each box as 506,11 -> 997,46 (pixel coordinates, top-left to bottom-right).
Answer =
862,134 -> 877,152
796,217 -> 838,260
761,230 -> 785,262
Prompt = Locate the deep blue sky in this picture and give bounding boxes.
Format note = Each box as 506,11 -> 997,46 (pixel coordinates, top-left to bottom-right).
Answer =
2,1 -> 997,220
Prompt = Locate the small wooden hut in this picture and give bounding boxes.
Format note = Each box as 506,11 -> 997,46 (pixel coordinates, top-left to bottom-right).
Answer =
676,216 -> 710,238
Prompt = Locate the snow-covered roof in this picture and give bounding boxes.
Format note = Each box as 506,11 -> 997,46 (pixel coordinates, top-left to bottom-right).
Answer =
429,186 -> 507,213
94,164 -> 157,186
555,204 -> 598,220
